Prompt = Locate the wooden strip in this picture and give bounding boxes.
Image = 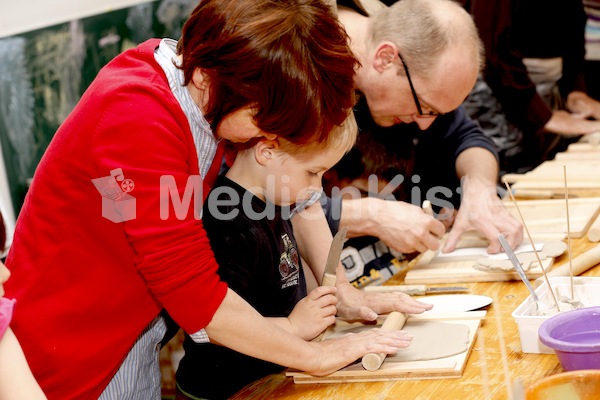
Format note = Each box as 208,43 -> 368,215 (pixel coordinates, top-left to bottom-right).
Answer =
408,311 -> 487,321
502,198 -> 600,238
510,189 -> 570,199
566,142 -> 600,152
555,152 -> 600,161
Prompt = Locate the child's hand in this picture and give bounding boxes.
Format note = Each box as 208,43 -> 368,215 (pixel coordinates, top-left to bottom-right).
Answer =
288,286 -> 338,340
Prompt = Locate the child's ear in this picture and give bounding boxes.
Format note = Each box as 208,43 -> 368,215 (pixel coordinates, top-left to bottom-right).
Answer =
255,139 -> 279,166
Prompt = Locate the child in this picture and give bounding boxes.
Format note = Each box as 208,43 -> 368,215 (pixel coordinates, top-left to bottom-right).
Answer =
175,113 -> 399,399
0,214 -> 47,400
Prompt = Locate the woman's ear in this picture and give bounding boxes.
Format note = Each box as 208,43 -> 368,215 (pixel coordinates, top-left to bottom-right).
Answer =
373,42 -> 397,72
254,139 -> 279,166
191,68 -> 208,89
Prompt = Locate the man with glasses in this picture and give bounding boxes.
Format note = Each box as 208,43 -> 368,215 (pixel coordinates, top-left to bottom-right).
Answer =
321,0 -> 523,260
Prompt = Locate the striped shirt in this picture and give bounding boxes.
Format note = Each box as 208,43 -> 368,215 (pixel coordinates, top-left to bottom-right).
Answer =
100,38 -> 215,399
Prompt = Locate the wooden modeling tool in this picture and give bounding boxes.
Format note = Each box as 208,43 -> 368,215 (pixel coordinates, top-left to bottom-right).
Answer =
503,180 -> 560,310
361,311 -> 407,371
363,285 -> 468,295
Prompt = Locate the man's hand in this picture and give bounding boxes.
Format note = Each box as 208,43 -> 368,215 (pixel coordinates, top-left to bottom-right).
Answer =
566,91 -> 600,120
443,176 -> 523,253
545,110 -> 600,135
341,197 -> 446,254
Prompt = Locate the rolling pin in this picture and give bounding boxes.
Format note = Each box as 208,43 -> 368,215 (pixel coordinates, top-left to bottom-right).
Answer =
361,311 -> 408,371
587,213 -> 600,242
533,244 -> 600,287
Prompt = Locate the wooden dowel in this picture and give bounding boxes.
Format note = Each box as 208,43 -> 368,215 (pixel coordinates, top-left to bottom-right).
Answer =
534,244 -> 600,287
361,312 -> 408,371
563,165 -> 575,299
503,180 -> 560,309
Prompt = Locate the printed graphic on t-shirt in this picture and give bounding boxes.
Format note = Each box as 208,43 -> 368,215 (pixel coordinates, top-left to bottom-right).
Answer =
279,233 -> 299,289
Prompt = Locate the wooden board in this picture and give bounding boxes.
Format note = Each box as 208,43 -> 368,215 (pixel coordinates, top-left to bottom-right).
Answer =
502,197 -> 600,238
504,160 -> 600,191
404,250 -> 553,284
287,311 -> 485,383
404,233 -> 559,284
555,151 -> 600,161
565,141 -> 600,152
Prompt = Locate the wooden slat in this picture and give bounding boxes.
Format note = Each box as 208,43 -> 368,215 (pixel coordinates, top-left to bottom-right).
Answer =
502,197 -> 600,238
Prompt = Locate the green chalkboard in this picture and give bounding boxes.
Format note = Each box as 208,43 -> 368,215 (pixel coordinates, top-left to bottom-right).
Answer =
0,0 -> 197,216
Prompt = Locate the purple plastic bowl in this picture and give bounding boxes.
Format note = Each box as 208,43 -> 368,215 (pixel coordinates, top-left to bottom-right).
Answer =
538,306 -> 600,371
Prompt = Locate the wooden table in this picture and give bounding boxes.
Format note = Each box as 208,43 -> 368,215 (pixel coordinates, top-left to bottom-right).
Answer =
231,238 -> 600,400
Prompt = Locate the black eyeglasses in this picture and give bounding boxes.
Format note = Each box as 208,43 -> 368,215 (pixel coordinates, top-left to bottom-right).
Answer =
397,51 -> 442,117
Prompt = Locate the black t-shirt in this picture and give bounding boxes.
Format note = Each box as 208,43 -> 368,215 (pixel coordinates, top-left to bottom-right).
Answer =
176,175 -> 307,400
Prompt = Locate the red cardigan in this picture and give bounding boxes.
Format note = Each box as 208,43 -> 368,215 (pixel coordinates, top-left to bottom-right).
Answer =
5,39 -> 227,399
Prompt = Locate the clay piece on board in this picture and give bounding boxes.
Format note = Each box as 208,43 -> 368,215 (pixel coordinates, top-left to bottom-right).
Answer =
474,240 -> 567,272
329,320 -> 470,362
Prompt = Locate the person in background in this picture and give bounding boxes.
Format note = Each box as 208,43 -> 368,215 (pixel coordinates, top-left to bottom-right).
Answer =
322,0 -> 523,259
318,113 -> 416,288
4,1 -> 413,399
0,212 -> 47,400
175,114 -> 432,399
461,0 -> 600,175
584,0 -> 600,101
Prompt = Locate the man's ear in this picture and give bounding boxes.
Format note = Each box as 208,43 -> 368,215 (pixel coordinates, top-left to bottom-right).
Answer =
373,42 -> 398,72
254,139 -> 279,166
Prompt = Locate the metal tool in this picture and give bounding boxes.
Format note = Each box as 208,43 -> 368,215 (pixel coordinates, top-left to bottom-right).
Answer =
363,285 -> 468,295
313,227 -> 348,342
321,227 -> 348,287
498,234 -> 554,312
